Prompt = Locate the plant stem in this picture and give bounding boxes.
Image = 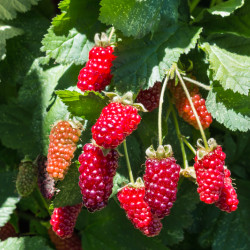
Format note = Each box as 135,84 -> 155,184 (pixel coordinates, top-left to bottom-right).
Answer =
190,0 -> 201,12
35,187 -> 50,215
182,76 -> 211,91
123,140 -> 134,184
158,74 -> 170,146
175,69 -> 209,149
170,103 -> 189,169
108,27 -> 115,42
182,137 -> 196,155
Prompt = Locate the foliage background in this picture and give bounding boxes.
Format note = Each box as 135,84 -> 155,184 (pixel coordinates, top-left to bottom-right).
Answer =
0,0 -> 249,249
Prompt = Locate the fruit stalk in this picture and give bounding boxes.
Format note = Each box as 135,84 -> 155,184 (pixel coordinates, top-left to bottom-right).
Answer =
182,137 -> 196,155
182,76 -> 211,91
175,69 -> 209,149
123,140 -> 134,184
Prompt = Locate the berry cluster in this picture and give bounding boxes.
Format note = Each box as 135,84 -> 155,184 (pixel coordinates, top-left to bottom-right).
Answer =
79,143 -> 119,212
16,159 -> 37,197
194,146 -> 226,204
0,223 -> 17,241
168,80 -> 212,129
37,155 -> 55,200
47,121 -> 82,180
92,102 -> 141,148
215,168 -> 239,213
143,157 -> 180,219
77,46 -> 116,92
136,81 -> 161,112
48,227 -> 82,250
117,186 -> 162,237
50,203 -> 82,239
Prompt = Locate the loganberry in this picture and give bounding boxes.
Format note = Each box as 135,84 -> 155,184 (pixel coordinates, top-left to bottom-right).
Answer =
50,203 -> 82,239
47,120 -> 82,180
79,143 -> 119,212
92,102 -> 141,148
118,185 -> 162,237
0,223 -> 17,241
16,158 -> 37,197
48,227 -> 82,250
37,155 -> 55,200
77,46 -> 116,92
143,157 -> 181,219
168,80 -> 212,129
215,168 -> 239,213
194,145 -> 226,204
136,81 -> 161,112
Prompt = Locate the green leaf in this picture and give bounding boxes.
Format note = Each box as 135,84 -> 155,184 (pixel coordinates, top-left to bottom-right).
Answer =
110,172 -> 129,199
41,0 -> 106,65
0,0 -> 40,20
99,0 -> 179,38
0,236 -> 52,250
206,83 -> 250,132
56,89 -> 108,122
53,164 -> 82,208
0,171 -> 19,227
76,200 -> 169,250
208,0 -> 244,17
113,24 -> 202,93
201,41 -> 250,95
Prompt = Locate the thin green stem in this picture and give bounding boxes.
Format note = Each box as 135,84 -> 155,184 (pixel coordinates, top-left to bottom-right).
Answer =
190,0 -> 201,12
170,103 -> 189,169
123,140 -> 134,184
158,74 -> 170,146
35,187 -> 50,215
175,69 -> 209,149
108,27 -> 115,42
182,76 -> 211,91
182,137 -> 196,155
165,106 -> 172,123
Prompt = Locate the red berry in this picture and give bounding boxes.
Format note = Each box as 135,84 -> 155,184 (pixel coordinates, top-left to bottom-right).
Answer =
143,157 -> 181,219
215,169 -> 239,212
168,80 -> 212,129
194,146 -> 226,204
136,82 -> 161,112
117,186 -> 162,237
77,46 -> 116,92
78,143 -> 119,212
37,155 -> 55,200
92,102 -> 141,148
47,121 -> 82,180
0,223 -> 17,241
50,203 -> 82,239
48,227 -> 82,250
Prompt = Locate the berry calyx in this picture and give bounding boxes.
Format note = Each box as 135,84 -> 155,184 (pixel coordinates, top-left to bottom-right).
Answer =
168,79 -> 212,129
92,102 -> 141,148
215,168 -> 239,213
194,140 -> 226,204
136,81 -> 161,112
16,158 -> 38,197
36,155 -> 55,200
78,143 -> 119,212
48,227 -> 82,250
50,203 -> 82,239
47,120 -> 82,180
117,182 -> 162,237
0,223 -> 17,241
143,153 -> 181,219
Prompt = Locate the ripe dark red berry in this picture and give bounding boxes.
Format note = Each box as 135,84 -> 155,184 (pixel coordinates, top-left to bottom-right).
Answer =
0,223 -> 17,241
215,169 -> 239,213
136,82 -> 161,112
77,46 -> 116,92
50,203 -> 82,239
194,146 -> 226,204
117,185 -> 162,237
79,143 -> 119,212
48,227 -> 82,250
143,157 -> 181,219
47,121 -> 82,180
92,102 -> 141,148
37,155 -> 55,200
168,80 -> 212,129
